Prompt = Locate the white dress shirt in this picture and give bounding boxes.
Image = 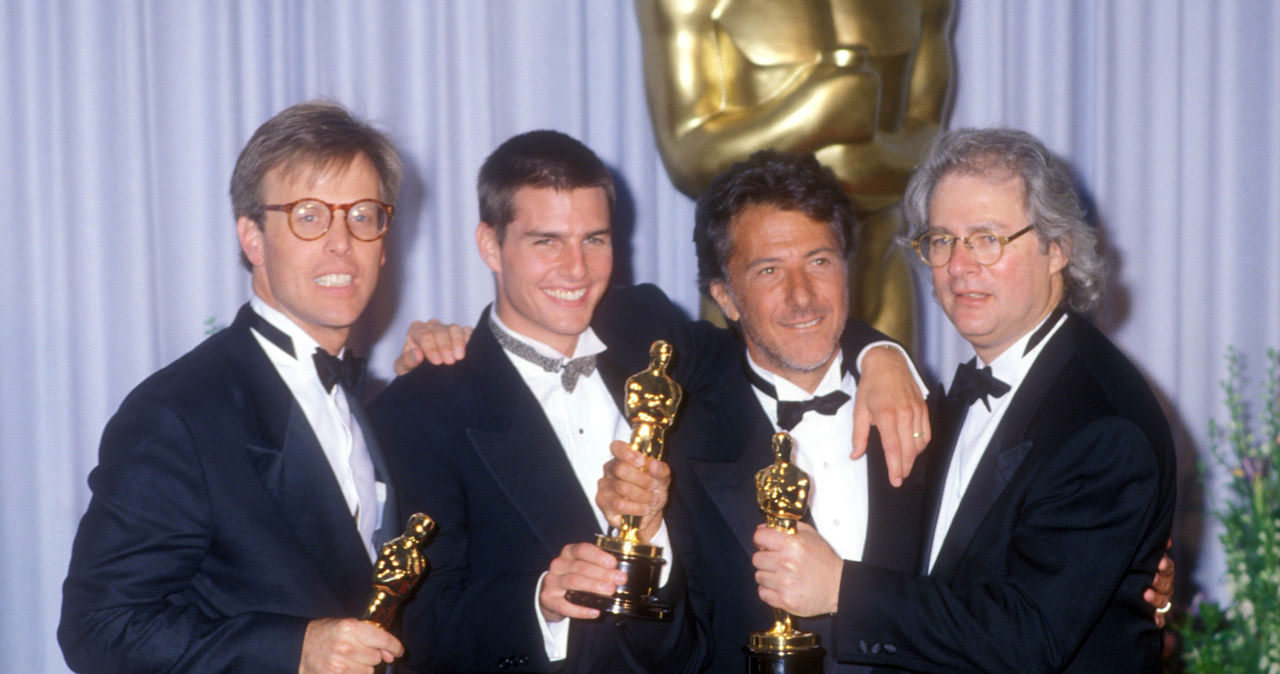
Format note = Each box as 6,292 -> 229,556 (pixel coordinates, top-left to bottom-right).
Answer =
487,310 -> 673,661
746,351 -> 869,561
928,311 -> 1067,572
247,295 -> 383,562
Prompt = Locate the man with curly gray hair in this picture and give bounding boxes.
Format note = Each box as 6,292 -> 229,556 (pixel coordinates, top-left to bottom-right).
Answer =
761,128 -> 1176,672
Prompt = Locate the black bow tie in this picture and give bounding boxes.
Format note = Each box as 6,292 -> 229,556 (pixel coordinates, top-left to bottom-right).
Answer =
948,359 -> 1010,412
744,361 -> 851,431
776,392 -> 852,431
313,348 -> 367,393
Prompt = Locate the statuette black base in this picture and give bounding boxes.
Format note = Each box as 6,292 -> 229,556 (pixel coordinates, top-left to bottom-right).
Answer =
564,535 -> 670,621
743,645 -> 825,674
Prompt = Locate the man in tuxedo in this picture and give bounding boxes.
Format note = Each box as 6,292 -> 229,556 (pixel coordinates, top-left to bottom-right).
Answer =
753,128 -> 1177,672
59,101 -> 406,674
597,150 -> 931,674
372,131 -> 928,673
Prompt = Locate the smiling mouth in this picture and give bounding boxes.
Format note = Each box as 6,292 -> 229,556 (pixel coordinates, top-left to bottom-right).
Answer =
785,316 -> 823,329
544,288 -> 587,301
315,273 -> 353,287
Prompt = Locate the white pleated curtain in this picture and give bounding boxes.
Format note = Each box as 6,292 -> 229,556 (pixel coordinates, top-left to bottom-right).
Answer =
2,2 -> 1277,670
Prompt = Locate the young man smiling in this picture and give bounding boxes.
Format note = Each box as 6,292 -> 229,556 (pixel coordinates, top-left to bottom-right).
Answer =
372,130 -> 722,673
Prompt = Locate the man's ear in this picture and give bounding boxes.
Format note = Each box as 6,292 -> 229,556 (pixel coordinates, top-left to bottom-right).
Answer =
1047,238 -> 1070,276
476,222 -> 502,273
708,281 -> 741,322
237,216 -> 265,267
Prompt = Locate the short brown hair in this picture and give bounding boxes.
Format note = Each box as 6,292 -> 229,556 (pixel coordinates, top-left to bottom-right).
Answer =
230,101 -> 403,224
477,130 -> 614,241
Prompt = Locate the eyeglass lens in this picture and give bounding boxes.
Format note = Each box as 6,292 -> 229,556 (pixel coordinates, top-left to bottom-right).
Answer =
290,200 -> 388,240
919,231 -> 1006,266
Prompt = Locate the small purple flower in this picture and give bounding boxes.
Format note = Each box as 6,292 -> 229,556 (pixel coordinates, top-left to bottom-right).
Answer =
1241,455 -> 1270,483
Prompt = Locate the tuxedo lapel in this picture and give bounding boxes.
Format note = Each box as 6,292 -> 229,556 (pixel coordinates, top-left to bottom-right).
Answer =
861,431 -> 926,571
686,372 -> 776,558
919,383 -> 963,574
227,308 -> 372,612
927,320 -> 1079,581
595,352 -> 632,415
465,325 -> 602,555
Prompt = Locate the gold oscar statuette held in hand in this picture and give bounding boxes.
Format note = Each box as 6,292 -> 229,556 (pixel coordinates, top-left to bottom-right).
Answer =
744,433 -> 824,673
564,340 -> 682,620
361,512 -> 437,629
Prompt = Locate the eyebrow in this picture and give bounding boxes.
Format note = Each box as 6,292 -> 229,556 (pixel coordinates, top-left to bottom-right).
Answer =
930,221 -> 1008,235
521,227 -> 612,240
743,245 -> 841,269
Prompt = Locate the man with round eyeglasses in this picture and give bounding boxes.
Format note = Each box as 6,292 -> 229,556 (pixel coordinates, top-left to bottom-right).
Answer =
756,127 -> 1177,672
257,197 -> 395,242
60,101 -> 407,674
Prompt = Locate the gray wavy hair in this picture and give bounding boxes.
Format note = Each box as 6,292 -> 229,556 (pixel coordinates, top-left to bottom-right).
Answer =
901,128 -> 1105,313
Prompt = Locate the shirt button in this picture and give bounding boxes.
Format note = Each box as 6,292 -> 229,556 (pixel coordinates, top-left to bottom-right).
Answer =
833,519 -> 840,526
823,461 -> 830,469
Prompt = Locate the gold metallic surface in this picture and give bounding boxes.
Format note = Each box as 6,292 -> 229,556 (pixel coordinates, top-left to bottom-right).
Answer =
361,513 -> 437,629
748,433 -> 820,653
565,341 -> 682,618
636,0 -> 954,348
617,340 -> 683,544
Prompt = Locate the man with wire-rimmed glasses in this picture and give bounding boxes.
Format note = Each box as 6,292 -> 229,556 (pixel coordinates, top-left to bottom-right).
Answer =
755,127 -> 1177,672
60,101 -> 408,674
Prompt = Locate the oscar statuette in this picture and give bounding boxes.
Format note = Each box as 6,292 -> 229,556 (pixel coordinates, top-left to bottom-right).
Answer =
565,340 -> 682,620
744,433 -> 824,673
361,512 -> 437,629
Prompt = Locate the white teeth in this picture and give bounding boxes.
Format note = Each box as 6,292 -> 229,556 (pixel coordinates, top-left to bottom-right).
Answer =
545,288 -> 586,301
315,274 -> 353,287
792,318 -> 820,328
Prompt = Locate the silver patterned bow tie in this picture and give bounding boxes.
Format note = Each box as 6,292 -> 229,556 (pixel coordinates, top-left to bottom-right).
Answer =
488,315 -> 597,392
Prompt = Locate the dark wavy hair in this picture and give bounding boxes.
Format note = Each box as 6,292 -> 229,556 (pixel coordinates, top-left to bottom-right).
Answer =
693,149 -> 856,297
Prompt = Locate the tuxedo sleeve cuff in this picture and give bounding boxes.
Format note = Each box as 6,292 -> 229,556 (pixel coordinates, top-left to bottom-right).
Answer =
856,341 -> 929,396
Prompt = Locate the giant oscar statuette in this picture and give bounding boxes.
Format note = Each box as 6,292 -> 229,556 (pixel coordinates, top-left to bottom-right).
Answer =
565,340 -> 682,620
362,512 -> 437,629
745,433 -> 824,673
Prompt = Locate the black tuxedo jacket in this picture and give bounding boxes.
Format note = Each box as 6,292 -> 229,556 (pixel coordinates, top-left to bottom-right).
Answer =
832,313 -> 1176,673
59,304 -> 397,674
667,320 -> 927,674
372,284 -> 724,674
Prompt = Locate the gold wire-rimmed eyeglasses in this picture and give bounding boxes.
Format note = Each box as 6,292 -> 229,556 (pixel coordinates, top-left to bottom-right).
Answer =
910,225 -> 1034,267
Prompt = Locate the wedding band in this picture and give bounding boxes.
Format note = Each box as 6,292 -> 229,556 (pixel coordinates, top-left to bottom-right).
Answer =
912,432 -> 922,439
1156,601 -> 1171,614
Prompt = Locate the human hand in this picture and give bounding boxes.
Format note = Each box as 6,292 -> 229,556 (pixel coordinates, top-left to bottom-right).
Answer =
393,319 -> 473,375
1145,538 -> 1175,628
596,440 -> 670,542
299,618 -> 402,674
751,522 -> 842,617
853,345 -> 930,486
539,542 -> 626,623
